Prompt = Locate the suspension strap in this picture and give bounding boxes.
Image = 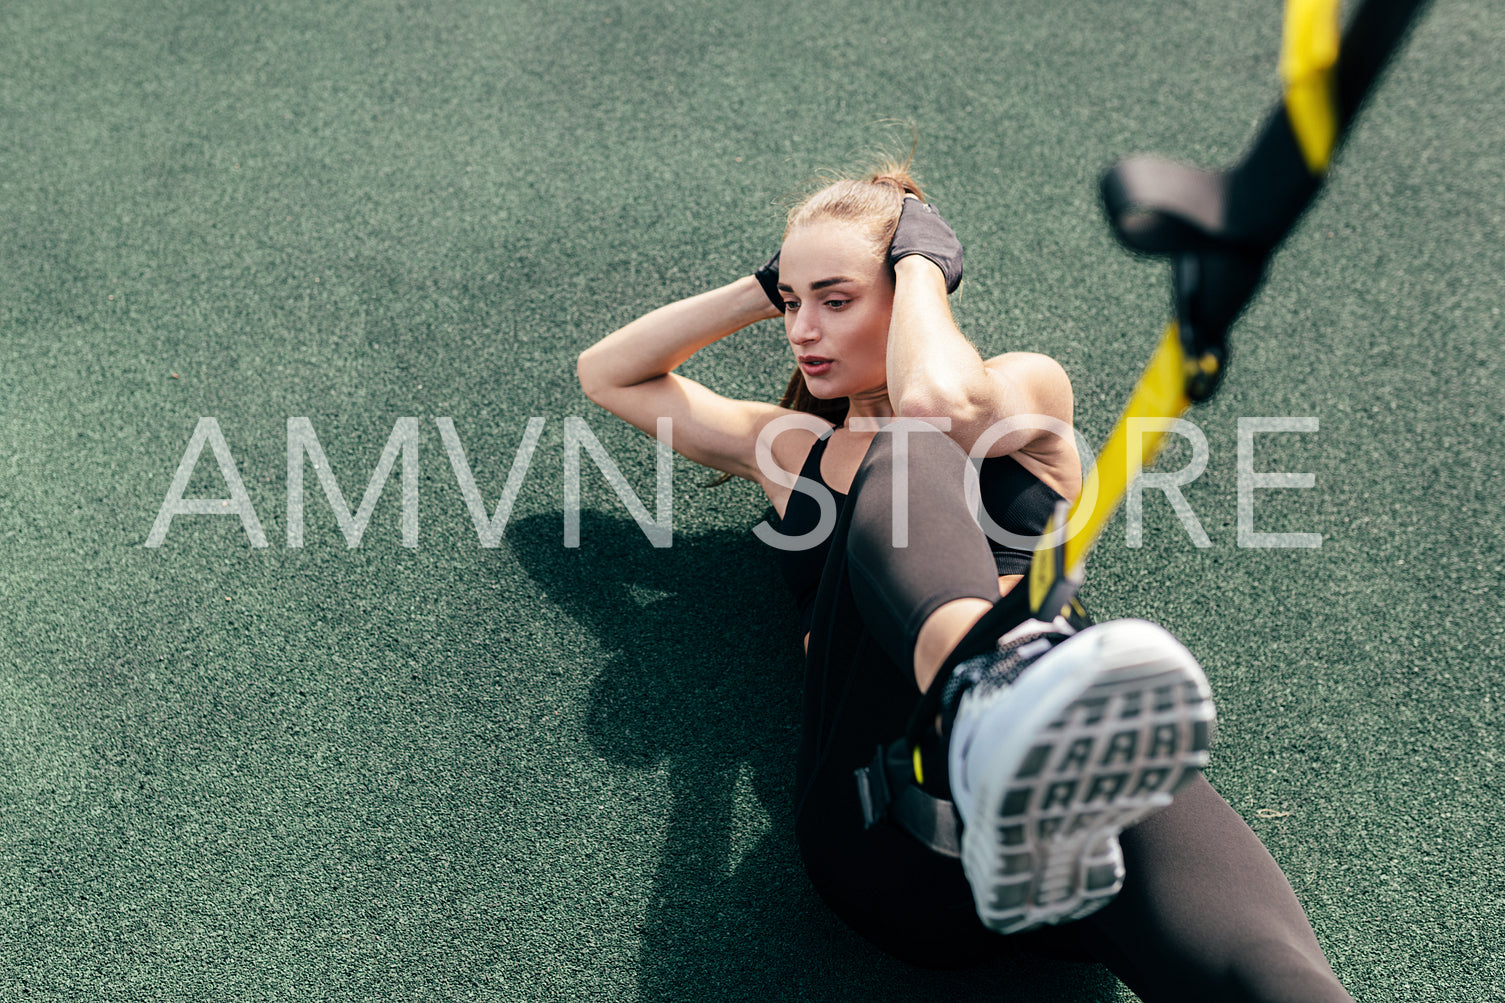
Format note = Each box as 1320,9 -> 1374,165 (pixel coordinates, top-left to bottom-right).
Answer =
1028,0 -> 1434,621
855,0 -> 1434,859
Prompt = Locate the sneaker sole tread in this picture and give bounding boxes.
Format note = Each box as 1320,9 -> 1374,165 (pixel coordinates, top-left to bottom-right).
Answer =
961,620 -> 1215,936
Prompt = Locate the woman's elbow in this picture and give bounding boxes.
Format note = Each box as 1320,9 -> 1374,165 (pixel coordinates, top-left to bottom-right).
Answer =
575,346 -> 609,403
894,387 -> 983,431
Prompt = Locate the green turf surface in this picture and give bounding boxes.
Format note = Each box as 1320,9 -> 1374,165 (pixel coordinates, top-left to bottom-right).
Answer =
2,0 -> 1501,999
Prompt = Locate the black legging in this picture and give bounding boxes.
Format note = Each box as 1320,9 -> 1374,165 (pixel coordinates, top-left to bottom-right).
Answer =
792,424 -> 1353,1002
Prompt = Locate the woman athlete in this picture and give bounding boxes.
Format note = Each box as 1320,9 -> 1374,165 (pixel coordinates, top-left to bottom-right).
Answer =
576,160 -> 1354,1002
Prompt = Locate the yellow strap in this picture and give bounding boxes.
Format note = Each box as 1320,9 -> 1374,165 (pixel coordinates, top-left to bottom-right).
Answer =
1031,322 -> 1194,611
912,744 -> 925,785
1280,0 -> 1342,173
1031,6 -> 1333,609
1027,505 -> 1066,613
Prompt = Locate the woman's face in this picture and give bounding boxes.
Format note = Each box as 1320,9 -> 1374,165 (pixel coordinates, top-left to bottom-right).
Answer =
777,219 -> 894,400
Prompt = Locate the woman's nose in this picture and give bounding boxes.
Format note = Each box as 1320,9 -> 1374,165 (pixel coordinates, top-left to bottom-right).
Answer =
787,309 -> 818,344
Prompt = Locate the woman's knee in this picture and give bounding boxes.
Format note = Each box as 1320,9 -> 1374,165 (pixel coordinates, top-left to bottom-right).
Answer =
846,421 -> 974,558
851,420 -> 971,491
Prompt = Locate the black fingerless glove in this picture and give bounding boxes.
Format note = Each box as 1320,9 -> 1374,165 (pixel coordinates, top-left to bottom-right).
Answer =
754,251 -> 784,311
888,199 -> 963,293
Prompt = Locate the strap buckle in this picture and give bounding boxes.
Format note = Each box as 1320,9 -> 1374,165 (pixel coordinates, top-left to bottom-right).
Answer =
854,744 -> 892,831
853,742 -> 964,860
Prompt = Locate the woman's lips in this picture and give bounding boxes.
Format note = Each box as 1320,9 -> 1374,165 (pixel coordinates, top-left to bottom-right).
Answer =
798,357 -> 833,376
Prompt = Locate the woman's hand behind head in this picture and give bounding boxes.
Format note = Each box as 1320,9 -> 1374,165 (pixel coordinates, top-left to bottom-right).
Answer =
887,198 -> 963,293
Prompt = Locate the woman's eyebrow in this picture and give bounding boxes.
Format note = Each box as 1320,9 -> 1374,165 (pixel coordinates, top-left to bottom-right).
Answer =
776,276 -> 856,292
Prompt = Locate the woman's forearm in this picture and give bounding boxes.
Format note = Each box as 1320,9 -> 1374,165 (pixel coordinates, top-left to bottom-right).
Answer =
885,257 -> 994,422
577,276 -> 781,398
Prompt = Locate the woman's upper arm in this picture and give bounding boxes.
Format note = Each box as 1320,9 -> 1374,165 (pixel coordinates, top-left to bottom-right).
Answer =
582,370 -> 801,487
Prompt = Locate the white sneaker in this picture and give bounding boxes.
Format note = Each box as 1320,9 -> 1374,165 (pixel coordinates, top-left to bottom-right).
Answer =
947,618 -> 1215,935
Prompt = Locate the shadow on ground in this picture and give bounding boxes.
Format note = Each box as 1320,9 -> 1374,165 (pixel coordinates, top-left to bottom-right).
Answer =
504,510 -> 1123,1001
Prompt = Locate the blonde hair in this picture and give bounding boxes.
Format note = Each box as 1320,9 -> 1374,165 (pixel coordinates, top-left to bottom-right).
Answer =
784,163 -> 925,245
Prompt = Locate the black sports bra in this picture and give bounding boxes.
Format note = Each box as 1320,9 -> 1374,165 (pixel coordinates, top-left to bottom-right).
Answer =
768,427 -> 1064,636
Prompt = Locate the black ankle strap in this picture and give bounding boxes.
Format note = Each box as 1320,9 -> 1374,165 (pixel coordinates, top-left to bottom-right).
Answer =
901,587 -> 1032,746
853,742 -> 963,859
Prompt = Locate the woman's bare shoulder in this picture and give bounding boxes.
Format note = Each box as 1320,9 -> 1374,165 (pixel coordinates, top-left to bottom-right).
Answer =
981,351 -> 1073,422
976,352 -> 1079,496
984,351 -> 1071,389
